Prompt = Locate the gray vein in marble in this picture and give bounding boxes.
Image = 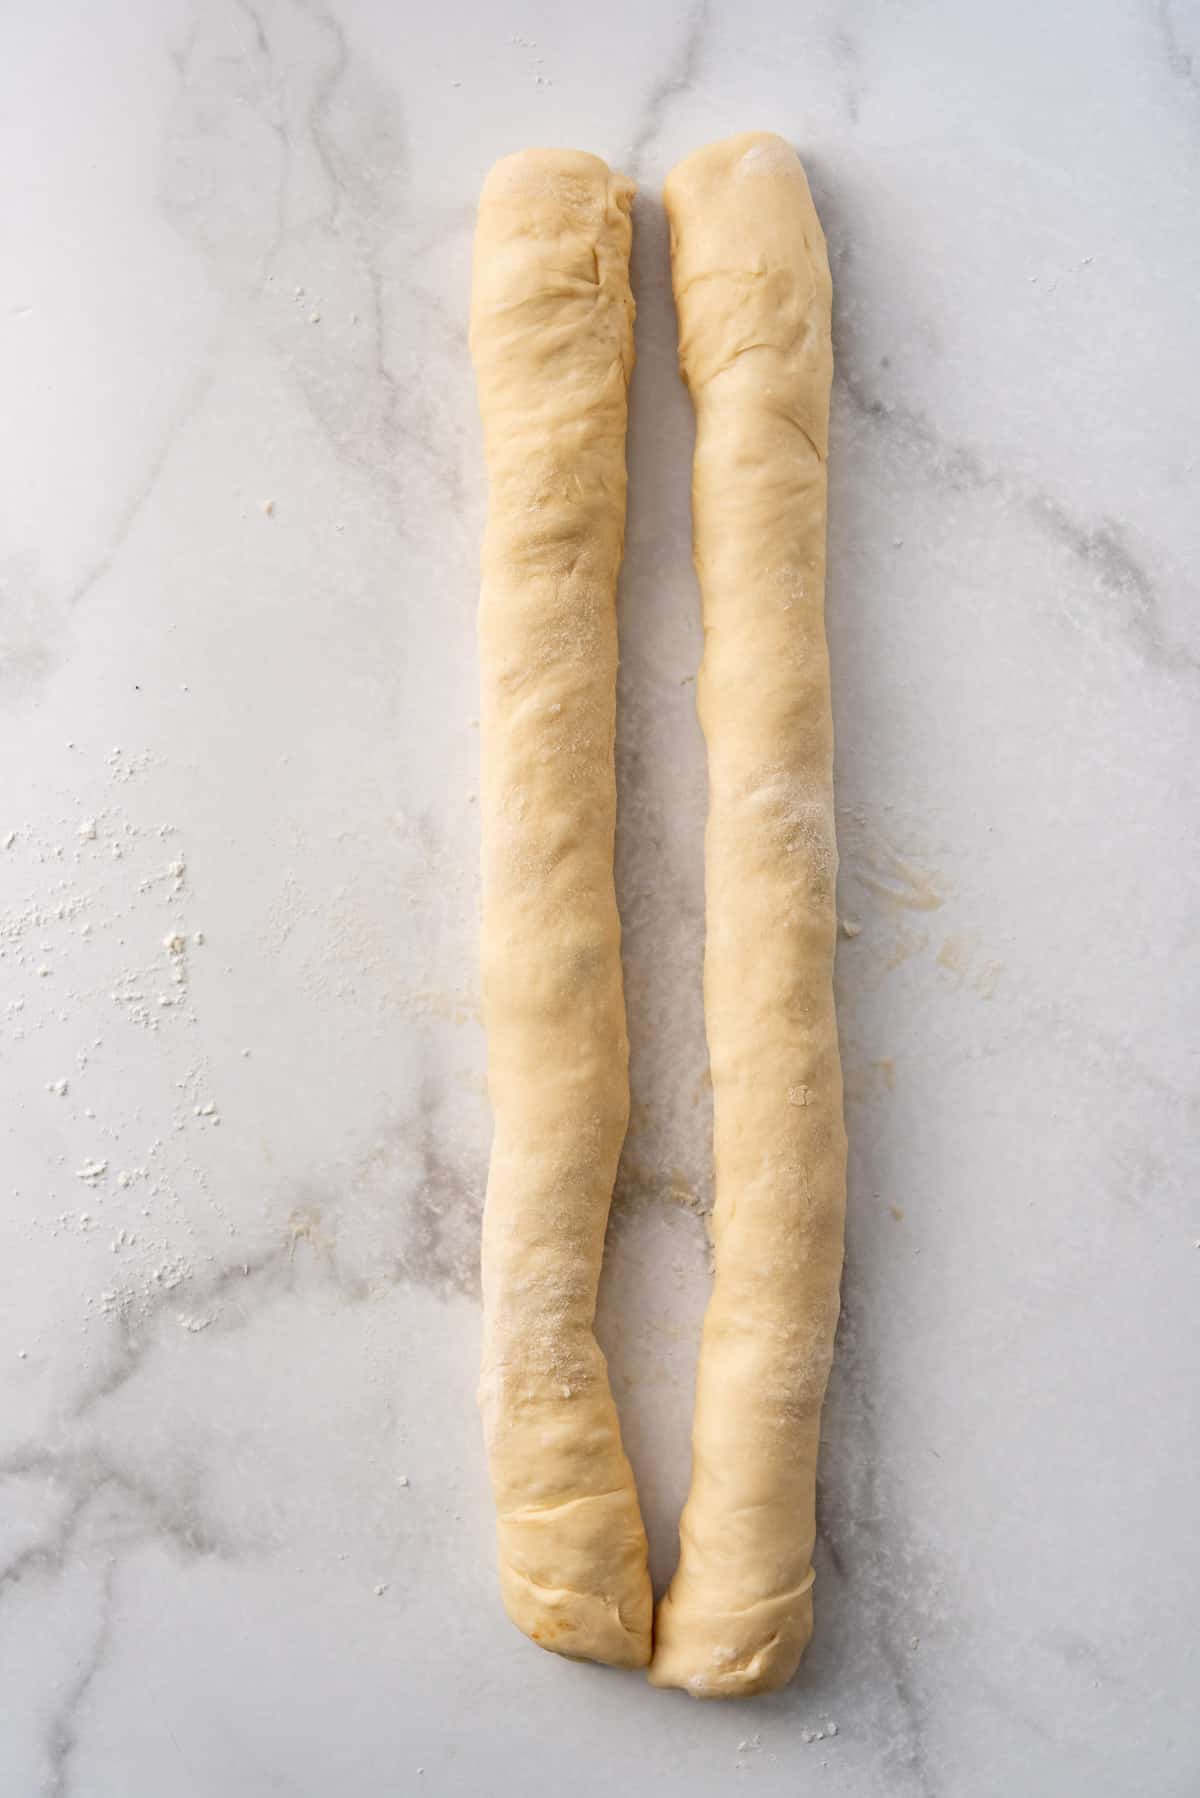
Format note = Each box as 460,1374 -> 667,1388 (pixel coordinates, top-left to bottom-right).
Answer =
66,372 -> 213,615
65,1247 -> 290,1424
163,0 -> 463,510
0,1453 -> 222,1798
0,1448 -> 223,1597
1,361 -> 211,708
168,0 -> 286,287
628,0 -> 711,178
231,0 -> 269,63
831,24 -> 863,127
300,0 -> 352,232
1154,0 -> 1199,107
42,1103 -> 486,1440
394,1076 -> 483,1299
229,0 -> 289,270
43,1556 -> 116,1798
0,1474 -> 94,1600
834,368 -> 1198,678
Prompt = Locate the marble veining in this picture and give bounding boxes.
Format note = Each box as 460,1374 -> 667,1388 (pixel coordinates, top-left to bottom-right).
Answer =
628,0 -> 712,178
2,1 -> 1197,1793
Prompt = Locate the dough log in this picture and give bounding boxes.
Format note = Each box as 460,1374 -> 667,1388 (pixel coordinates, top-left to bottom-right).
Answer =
470,150 -> 652,1670
649,134 -> 847,1698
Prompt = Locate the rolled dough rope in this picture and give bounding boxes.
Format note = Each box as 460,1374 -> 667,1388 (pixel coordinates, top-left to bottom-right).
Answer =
648,133 -> 847,1698
470,149 -> 652,1670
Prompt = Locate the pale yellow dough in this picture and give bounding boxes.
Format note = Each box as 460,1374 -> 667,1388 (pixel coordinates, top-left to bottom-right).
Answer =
648,133 -> 848,1698
470,149 -> 652,1670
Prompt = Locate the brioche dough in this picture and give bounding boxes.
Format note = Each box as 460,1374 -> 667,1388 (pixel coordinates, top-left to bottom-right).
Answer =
470,149 -> 652,1670
648,133 -> 847,1698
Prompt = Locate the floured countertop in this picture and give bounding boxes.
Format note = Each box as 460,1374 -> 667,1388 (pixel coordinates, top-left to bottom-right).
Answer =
2,2 -> 1198,1794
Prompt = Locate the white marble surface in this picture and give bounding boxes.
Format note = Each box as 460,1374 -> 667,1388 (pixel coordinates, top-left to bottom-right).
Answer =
3,0 -> 1199,1791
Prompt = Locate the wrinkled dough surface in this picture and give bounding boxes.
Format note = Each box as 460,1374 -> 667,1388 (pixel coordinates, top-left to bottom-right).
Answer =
471,148 -> 652,1671
649,132 -> 847,1699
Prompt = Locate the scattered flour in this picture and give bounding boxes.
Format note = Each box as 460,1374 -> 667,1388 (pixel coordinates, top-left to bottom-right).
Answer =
7,747 -> 238,1334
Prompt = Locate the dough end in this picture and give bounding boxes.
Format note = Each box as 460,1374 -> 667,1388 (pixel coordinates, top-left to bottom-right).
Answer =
647,1586 -> 814,1698
499,1562 -> 651,1670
